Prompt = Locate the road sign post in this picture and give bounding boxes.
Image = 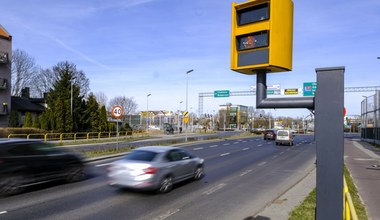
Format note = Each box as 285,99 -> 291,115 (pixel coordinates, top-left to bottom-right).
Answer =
111,106 -> 123,150
315,67 -> 345,220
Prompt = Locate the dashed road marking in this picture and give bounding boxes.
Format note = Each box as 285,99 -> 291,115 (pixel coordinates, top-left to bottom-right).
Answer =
0,211 -> 7,215
154,209 -> 180,220
223,143 -> 230,146
96,163 -> 113,167
272,155 -> 278,159
220,153 -> 230,157
209,145 -> 218,148
203,183 -> 227,195
193,147 -> 204,151
240,169 -> 253,176
258,144 -> 263,147
280,152 -> 285,155
233,142 -> 239,144
242,148 -> 249,151
258,161 -> 267,166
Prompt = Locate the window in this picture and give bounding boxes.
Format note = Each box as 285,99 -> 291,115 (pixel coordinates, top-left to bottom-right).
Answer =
124,150 -> 158,161
237,3 -> 269,25
237,31 -> 269,51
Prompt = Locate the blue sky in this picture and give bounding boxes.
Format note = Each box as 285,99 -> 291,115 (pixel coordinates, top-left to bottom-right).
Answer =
1,0 -> 379,117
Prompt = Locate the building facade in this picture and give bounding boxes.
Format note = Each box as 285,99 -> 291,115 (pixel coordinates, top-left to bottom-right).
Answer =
0,25 -> 12,127
218,104 -> 248,130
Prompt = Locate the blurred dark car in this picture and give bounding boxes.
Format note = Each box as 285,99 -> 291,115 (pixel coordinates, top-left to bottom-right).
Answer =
0,139 -> 85,196
108,146 -> 204,193
263,129 -> 277,140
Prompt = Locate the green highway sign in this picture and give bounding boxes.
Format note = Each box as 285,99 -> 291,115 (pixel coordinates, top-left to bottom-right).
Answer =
214,90 -> 230,98
303,82 -> 317,96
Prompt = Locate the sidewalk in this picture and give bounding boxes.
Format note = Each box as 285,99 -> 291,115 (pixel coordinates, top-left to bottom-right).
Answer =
344,138 -> 380,220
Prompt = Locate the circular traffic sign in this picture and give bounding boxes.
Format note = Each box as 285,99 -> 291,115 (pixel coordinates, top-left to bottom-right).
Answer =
111,106 -> 123,118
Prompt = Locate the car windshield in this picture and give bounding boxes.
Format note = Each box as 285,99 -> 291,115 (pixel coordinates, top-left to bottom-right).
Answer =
278,131 -> 289,136
124,150 -> 158,162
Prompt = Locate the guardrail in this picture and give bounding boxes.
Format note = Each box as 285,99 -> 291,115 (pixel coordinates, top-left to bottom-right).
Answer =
343,177 -> 358,220
7,131 -> 148,143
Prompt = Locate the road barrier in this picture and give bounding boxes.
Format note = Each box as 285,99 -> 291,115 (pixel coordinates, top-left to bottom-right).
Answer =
8,131 -> 148,143
343,177 -> 358,220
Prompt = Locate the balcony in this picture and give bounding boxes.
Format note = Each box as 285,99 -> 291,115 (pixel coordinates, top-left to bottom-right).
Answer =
0,51 -> 8,64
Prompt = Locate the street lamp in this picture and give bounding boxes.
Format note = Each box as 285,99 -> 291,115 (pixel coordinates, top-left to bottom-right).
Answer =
178,101 -> 183,132
186,69 -> 193,112
146,94 -> 151,131
70,76 -> 77,117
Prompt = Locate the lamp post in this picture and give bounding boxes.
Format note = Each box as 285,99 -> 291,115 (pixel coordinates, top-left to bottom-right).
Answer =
146,94 -> 151,131
70,76 -> 77,120
178,101 -> 183,133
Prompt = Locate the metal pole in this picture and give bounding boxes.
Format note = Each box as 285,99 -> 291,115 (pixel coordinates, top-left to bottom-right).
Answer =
315,67 -> 345,220
186,69 -> 193,141
146,94 -> 151,131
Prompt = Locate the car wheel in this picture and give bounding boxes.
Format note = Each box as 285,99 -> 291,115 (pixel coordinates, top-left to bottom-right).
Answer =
65,165 -> 85,182
194,166 -> 204,180
158,176 -> 173,193
0,175 -> 25,196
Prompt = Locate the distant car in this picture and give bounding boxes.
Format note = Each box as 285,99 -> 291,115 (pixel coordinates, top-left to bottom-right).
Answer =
108,146 -> 204,193
275,130 -> 294,146
263,129 -> 277,140
0,139 -> 85,196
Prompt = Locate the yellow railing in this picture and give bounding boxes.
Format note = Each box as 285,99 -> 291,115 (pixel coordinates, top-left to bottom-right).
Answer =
343,177 -> 358,220
8,131 -> 148,143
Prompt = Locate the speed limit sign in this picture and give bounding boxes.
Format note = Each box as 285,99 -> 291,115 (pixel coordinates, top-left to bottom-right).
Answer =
111,106 -> 123,118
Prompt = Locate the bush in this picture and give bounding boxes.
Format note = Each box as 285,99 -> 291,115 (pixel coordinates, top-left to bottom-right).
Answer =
0,128 -> 46,138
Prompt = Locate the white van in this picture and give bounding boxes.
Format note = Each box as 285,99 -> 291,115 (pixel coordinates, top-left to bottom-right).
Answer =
275,129 -> 294,146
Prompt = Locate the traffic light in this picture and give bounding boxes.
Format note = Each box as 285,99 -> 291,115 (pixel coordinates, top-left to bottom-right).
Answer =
231,0 -> 294,74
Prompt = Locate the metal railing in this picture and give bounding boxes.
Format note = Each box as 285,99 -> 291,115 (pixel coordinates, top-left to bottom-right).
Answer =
343,177 -> 358,220
7,131 -> 148,143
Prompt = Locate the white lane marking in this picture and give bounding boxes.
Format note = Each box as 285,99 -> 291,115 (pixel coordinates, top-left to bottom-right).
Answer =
154,209 -> 180,220
258,161 -> 267,166
96,163 -> 113,167
272,155 -> 278,159
0,211 -> 7,215
280,152 -> 285,155
242,141 -> 247,143
202,183 -> 227,195
193,147 -> 204,151
240,169 -> 253,176
209,145 -> 218,148
233,142 -> 239,144
220,153 -> 230,157
354,158 -> 375,161
242,148 -> 249,151
258,144 -> 263,147
223,143 -> 230,146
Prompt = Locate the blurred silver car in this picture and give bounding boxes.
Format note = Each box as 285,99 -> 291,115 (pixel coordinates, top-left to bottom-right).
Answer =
107,146 -> 204,193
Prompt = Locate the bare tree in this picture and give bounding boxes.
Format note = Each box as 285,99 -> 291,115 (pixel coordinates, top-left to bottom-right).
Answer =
108,96 -> 138,115
30,67 -> 59,98
11,49 -> 38,96
94,91 -> 108,108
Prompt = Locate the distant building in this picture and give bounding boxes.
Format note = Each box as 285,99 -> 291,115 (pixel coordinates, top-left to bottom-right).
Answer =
0,24 -> 12,127
218,104 -> 248,130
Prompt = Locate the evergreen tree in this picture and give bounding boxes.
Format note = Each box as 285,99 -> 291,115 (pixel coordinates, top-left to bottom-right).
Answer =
86,93 -> 100,132
8,110 -> 19,127
99,105 -> 108,132
24,112 -> 33,127
46,61 -> 84,132
40,111 -> 50,130
33,114 -> 41,128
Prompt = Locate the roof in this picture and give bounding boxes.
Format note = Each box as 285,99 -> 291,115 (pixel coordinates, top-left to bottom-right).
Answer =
0,24 -> 11,40
11,96 -> 45,113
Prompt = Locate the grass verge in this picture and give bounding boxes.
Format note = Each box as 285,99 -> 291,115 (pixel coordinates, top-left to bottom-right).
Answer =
288,166 -> 368,220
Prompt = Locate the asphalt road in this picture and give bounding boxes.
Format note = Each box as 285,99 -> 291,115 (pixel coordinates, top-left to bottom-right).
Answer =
0,134 -> 316,220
